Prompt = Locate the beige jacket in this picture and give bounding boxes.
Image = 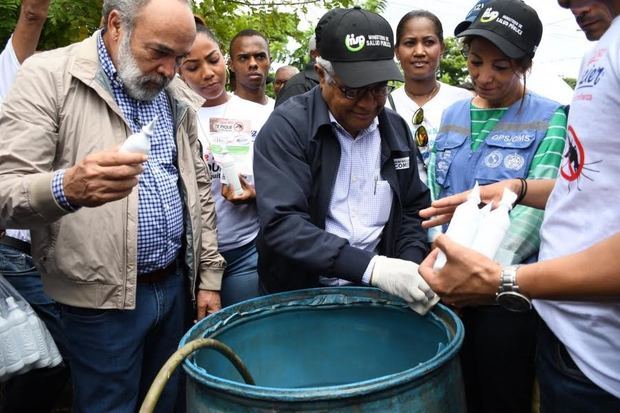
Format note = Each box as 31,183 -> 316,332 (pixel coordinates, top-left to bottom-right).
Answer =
0,34 -> 225,309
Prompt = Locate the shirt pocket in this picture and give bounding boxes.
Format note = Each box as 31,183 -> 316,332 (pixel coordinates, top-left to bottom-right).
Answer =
363,180 -> 393,227
475,133 -> 537,184
433,133 -> 468,189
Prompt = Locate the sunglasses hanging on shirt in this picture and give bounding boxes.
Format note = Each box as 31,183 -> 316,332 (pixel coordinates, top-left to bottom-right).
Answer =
412,107 -> 428,148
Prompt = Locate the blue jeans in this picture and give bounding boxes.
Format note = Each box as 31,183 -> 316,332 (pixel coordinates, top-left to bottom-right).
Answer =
537,322 -> 620,413
59,268 -> 186,413
220,238 -> 260,307
0,243 -> 71,413
459,305 -> 539,413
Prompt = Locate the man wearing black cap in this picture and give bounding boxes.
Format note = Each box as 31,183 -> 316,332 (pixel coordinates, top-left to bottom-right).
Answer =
253,7 -> 437,314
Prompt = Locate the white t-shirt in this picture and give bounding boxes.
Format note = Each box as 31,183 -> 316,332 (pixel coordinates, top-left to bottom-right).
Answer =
233,93 -> 275,110
0,35 -> 20,109
0,35 -> 31,244
389,82 -> 472,184
197,94 -> 272,252
535,16 -> 620,398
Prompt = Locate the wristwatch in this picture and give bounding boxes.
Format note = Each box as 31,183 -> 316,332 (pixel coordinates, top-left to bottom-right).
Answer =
496,265 -> 532,312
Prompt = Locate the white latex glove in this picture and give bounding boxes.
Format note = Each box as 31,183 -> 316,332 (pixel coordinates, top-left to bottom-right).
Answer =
371,256 -> 440,315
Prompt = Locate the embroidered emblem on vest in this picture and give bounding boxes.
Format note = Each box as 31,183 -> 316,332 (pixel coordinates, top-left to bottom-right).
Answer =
394,157 -> 410,170
437,160 -> 449,172
484,150 -> 503,168
504,153 -> 525,170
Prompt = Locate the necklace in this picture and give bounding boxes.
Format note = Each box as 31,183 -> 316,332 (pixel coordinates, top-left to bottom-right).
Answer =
406,82 -> 440,107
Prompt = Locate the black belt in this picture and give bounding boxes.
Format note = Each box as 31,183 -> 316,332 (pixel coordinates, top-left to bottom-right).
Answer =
138,260 -> 178,284
0,236 -> 31,255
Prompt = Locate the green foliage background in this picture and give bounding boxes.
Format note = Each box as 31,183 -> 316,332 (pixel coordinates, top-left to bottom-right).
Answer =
0,0 -> 102,50
438,37 -> 468,87
0,0 -> 474,87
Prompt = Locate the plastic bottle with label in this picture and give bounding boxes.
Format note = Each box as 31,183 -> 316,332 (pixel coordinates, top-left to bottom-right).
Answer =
119,116 -> 157,155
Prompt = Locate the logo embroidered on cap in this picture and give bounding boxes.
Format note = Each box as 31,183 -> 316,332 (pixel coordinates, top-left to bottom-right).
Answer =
394,157 -> 410,170
345,34 -> 365,52
480,7 -> 499,22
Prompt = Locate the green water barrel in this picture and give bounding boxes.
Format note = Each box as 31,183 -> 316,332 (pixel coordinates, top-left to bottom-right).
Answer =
181,287 -> 465,412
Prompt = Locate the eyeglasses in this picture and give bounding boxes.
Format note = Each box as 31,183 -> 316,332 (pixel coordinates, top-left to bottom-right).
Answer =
412,107 -> 428,148
330,77 -> 394,101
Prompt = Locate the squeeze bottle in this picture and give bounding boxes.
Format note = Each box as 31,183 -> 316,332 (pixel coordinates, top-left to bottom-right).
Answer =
470,188 -> 518,259
434,183 -> 483,270
218,152 -> 244,196
119,116 -> 157,155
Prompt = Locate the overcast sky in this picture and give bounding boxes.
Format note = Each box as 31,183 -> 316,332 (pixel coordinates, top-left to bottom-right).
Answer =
383,0 -> 594,78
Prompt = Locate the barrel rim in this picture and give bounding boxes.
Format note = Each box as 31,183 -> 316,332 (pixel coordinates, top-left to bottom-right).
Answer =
181,287 -> 464,401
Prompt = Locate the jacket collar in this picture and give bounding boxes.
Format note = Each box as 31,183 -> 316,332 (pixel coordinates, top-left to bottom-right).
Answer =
67,31 -> 193,127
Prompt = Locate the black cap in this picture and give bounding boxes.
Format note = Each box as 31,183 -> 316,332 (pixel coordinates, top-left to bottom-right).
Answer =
457,0 -> 542,59
315,6 -> 403,88
454,0 -> 488,36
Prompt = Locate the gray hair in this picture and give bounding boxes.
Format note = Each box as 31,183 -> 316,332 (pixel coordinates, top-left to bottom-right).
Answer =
315,56 -> 335,81
308,35 -> 316,51
102,0 -> 191,31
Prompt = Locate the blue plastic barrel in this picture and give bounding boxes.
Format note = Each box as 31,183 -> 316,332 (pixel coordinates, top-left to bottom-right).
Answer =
181,287 -> 465,412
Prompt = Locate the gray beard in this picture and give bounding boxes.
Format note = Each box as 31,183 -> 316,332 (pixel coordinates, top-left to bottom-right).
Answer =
117,33 -> 171,102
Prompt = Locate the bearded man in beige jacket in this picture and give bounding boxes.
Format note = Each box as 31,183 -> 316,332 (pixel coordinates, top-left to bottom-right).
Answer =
0,0 -> 226,411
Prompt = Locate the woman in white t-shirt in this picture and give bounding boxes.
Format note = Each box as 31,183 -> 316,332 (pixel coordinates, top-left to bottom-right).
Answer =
390,10 -> 472,190
179,19 -> 271,309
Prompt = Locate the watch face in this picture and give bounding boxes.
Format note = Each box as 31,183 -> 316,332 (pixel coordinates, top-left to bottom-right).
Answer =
497,292 -> 532,312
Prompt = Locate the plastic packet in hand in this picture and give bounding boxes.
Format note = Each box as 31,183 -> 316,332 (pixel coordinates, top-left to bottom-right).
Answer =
470,188 -> 517,259
434,182 -> 484,270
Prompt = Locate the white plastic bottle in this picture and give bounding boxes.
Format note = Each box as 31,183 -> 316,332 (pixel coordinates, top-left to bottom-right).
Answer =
218,152 -> 244,196
27,309 -> 51,369
119,116 -> 157,155
0,314 -> 23,376
470,188 -> 518,259
5,297 -> 40,366
434,183 -> 483,270
39,317 -> 63,368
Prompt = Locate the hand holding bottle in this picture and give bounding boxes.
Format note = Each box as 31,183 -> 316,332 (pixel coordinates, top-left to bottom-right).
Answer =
221,175 -> 256,204
63,150 -> 146,207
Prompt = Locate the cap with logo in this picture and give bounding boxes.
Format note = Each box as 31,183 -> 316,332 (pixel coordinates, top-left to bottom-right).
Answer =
454,0 -> 487,36
315,6 -> 403,88
456,0 -> 543,59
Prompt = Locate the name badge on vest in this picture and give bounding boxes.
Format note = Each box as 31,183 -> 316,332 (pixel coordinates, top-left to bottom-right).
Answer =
394,157 -> 410,170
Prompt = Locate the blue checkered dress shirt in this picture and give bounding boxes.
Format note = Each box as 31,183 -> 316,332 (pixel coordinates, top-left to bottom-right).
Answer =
52,32 -> 184,274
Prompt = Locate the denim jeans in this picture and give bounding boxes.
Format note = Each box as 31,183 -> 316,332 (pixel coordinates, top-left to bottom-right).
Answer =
220,238 -> 260,307
59,267 -> 186,413
537,322 -> 620,413
459,305 -> 539,413
0,243 -> 71,413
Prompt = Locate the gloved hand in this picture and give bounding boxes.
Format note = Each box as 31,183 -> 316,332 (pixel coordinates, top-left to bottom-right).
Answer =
371,256 -> 440,315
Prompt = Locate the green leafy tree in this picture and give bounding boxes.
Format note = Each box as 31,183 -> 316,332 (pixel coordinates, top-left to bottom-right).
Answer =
0,0 -> 102,51
438,37 -> 468,87
563,77 -> 576,89
195,0 -> 384,68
